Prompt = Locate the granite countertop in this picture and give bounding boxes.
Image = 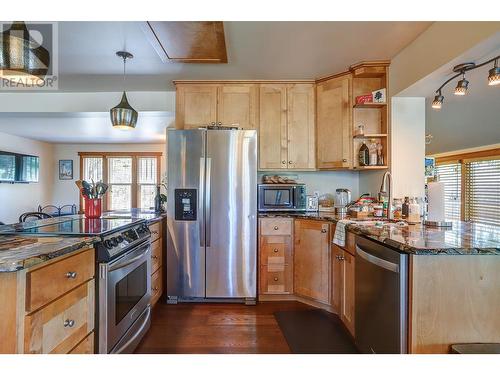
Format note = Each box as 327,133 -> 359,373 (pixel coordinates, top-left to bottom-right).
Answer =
0,235 -> 98,272
259,212 -> 500,255
103,209 -> 167,223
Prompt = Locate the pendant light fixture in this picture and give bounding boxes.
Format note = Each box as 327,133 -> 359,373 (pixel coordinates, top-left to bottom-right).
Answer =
488,58 -> 499,86
110,51 -> 138,130
0,21 -> 50,85
431,55 -> 499,110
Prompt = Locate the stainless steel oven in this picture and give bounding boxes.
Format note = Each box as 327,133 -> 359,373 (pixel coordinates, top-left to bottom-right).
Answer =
258,183 -> 306,211
98,240 -> 152,354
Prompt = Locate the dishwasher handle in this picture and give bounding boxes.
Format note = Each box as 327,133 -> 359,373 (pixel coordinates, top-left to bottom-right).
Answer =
356,245 -> 400,273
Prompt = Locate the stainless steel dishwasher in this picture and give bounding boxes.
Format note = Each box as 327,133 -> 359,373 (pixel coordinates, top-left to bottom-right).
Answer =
355,235 -> 408,354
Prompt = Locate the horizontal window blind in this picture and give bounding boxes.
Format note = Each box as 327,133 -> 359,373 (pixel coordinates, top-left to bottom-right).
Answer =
465,159 -> 500,226
436,163 -> 461,221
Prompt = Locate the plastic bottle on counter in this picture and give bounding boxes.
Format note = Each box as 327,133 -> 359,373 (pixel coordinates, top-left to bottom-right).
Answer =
402,196 -> 410,219
407,198 -> 421,223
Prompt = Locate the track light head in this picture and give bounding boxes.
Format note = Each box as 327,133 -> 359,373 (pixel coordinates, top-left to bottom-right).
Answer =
432,92 -> 444,109
454,73 -> 469,95
488,59 -> 500,86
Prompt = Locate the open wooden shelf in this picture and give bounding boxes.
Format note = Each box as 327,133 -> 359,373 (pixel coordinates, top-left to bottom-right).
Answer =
353,103 -> 387,108
353,165 -> 389,170
353,133 -> 388,139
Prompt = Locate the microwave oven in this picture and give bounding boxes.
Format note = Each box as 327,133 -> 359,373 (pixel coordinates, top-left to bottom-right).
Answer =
258,184 -> 306,212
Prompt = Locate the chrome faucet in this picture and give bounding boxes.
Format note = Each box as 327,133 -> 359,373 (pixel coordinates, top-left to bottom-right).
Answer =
379,171 -> 393,220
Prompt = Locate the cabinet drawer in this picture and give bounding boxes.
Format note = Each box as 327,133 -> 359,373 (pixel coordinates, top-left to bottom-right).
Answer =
260,241 -> 292,266
69,332 -> 94,354
24,280 -> 94,354
151,238 -> 162,274
260,265 -> 292,294
149,222 -> 161,243
260,218 -> 293,236
26,248 -> 95,312
151,267 -> 163,306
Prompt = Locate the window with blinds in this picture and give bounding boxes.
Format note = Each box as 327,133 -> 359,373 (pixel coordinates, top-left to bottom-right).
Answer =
465,159 -> 500,227
79,153 -> 161,211
436,162 -> 462,221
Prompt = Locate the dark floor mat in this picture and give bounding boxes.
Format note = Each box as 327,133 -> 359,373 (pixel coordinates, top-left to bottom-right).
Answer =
274,308 -> 359,354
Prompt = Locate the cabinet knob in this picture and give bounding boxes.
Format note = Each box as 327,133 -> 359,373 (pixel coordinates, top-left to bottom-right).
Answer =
65,271 -> 77,279
273,226 -> 279,230
288,161 -> 293,164
152,286 -> 159,292
274,277 -> 279,282
282,160 -> 286,164
64,319 -> 75,328
339,256 -> 345,261
152,255 -> 158,260
342,159 -> 348,162
273,248 -> 279,253
321,228 -> 327,233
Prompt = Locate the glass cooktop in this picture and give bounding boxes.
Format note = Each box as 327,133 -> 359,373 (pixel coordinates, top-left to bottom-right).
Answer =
2,217 -> 143,236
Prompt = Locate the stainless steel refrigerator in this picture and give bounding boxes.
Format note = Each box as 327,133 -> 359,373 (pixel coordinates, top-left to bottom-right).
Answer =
166,128 -> 257,303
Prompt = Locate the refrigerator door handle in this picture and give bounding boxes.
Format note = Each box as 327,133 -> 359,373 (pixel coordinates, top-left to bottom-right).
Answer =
199,157 -> 205,247
206,157 -> 212,247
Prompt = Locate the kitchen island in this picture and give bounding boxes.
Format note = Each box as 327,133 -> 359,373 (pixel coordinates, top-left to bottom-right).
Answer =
259,212 -> 500,353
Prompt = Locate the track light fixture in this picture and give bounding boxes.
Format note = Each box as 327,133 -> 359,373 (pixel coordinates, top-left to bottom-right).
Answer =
431,55 -> 499,109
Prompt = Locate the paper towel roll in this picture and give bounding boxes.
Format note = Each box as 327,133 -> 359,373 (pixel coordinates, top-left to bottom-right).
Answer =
427,181 -> 446,222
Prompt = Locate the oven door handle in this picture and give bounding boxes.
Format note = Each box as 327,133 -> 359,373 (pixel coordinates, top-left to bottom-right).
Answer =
109,244 -> 150,272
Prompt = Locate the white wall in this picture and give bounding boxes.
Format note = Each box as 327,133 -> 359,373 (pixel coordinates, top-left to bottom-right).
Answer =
51,143 -> 166,207
391,97 -> 426,198
0,132 -> 55,224
258,171 -> 360,199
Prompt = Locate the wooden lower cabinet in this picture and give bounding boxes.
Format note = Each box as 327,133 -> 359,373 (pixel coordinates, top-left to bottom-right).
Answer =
258,218 -> 293,295
24,280 -> 95,354
149,220 -> 164,307
340,250 -> 355,336
331,243 -> 355,336
69,332 -> 94,354
0,247 -> 96,354
293,219 -> 330,304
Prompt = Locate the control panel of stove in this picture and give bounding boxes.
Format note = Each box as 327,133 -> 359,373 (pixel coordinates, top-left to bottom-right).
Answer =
97,222 -> 151,262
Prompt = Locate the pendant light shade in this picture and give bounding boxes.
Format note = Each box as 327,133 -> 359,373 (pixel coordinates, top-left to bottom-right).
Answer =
110,51 -> 137,130
110,92 -> 138,129
488,59 -> 500,86
0,21 -> 50,85
431,92 -> 444,109
454,73 -> 469,95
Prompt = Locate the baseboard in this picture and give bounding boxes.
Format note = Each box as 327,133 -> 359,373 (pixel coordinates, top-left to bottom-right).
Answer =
258,293 -> 336,314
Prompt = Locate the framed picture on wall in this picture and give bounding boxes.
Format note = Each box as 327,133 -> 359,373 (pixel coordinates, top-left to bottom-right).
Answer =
59,160 -> 73,180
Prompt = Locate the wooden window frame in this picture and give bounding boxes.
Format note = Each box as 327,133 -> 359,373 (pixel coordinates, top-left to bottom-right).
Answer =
78,152 -> 162,213
435,147 -> 500,222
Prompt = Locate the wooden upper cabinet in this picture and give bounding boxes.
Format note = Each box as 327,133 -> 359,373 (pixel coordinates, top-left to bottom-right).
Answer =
175,84 -> 218,128
218,84 -> 258,129
294,219 -> 331,304
259,84 -> 288,170
287,84 -> 316,169
316,74 -> 352,169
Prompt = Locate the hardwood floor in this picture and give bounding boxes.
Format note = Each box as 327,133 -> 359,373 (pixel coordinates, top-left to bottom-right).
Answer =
135,301 -> 313,354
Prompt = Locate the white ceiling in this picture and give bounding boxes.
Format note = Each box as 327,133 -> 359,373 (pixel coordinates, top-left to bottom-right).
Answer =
56,21 -> 432,91
1,21 -> 433,143
0,112 -> 174,143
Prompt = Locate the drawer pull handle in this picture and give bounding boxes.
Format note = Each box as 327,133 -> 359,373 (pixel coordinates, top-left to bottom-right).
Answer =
64,319 -> 75,328
273,277 -> 279,281
273,248 -> 279,253
273,226 -> 279,230
321,228 -> 327,233
65,271 -> 77,279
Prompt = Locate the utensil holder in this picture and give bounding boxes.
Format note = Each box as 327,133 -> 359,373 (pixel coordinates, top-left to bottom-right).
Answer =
84,197 -> 102,219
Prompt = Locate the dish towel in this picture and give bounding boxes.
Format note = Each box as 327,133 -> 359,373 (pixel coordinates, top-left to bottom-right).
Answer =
333,220 -> 356,247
